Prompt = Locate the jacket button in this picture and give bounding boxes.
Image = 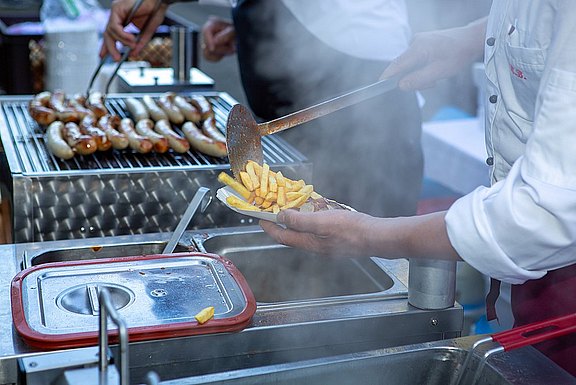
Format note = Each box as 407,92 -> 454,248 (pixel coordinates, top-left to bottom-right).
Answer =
489,95 -> 498,103
486,157 -> 494,166
486,37 -> 496,46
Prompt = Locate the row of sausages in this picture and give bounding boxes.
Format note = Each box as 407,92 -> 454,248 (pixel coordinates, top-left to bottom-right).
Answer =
28,91 -> 228,159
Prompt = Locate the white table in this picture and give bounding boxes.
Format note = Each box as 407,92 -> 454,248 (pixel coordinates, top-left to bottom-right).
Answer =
421,117 -> 489,195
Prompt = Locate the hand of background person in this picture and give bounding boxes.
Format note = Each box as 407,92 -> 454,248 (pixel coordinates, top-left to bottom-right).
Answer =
100,0 -> 169,61
260,210 -> 380,258
201,16 -> 237,62
381,18 -> 487,90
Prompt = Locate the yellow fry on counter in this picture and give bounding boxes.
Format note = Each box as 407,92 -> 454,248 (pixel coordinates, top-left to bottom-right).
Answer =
194,306 -> 215,324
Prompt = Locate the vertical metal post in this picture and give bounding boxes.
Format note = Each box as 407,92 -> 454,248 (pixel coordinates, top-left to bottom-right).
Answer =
171,26 -> 194,83
99,287 -> 130,385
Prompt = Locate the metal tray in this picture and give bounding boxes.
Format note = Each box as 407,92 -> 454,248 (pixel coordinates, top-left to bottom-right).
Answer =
11,252 -> 256,349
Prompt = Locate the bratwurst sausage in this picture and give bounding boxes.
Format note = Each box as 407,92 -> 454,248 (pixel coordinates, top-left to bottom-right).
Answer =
45,121 -> 74,160
182,121 -> 227,158
154,119 -> 190,153
118,118 -> 154,154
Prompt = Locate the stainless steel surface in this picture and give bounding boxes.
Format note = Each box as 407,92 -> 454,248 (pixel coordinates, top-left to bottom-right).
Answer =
159,337 -> 576,385
18,254 -> 249,335
186,226 -> 403,303
162,186 -> 210,254
18,346 -> 120,385
226,76 -> 399,177
409,259 -> 457,310
0,92 -> 310,242
0,230 -> 462,385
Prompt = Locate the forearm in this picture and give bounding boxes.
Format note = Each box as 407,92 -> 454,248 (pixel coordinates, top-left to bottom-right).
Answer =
365,212 -> 462,261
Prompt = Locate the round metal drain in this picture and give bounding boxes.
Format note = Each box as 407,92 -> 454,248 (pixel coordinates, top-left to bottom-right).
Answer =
57,283 -> 135,315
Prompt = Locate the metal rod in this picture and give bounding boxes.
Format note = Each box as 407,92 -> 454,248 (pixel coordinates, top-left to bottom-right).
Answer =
162,186 -> 211,254
99,287 -> 130,385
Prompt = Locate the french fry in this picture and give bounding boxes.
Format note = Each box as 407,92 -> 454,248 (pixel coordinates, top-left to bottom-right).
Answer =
277,186 -> 286,206
281,192 -> 311,210
195,306 -> 215,324
246,162 -> 260,189
268,174 -> 278,193
248,160 -> 263,177
260,163 -> 270,196
220,161 -> 325,213
226,195 -> 259,211
276,171 -> 286,187
218,172 -> 251,200
239,171 -> 254,191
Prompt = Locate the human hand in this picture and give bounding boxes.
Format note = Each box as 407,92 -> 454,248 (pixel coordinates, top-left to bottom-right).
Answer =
201,16 -> 236,62
259,209 -> 378,258
381,19 -> 487,90
100,0 -> 169,61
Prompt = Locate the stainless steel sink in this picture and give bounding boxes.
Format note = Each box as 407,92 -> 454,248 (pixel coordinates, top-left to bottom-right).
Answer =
186,227 -> 402,303
1,230 -> 463,385
156,337 -> 576,385
22,241 -> 190,269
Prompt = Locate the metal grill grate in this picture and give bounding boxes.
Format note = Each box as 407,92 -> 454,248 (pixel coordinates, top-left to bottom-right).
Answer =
0,92 -> 304,175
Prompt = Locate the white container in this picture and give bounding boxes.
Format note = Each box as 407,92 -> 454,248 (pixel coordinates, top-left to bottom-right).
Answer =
44,19 -> 99,94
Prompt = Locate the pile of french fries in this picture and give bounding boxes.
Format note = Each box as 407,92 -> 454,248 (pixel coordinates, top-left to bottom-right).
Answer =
218,160 -> 321,214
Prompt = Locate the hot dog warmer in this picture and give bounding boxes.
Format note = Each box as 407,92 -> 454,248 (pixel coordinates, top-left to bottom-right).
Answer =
0,92 -> 311,242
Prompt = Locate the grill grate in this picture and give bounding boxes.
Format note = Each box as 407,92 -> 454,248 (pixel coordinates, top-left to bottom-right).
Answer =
0,92 -> 304,175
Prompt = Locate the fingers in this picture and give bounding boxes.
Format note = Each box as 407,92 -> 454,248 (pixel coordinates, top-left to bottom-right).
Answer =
201,17 -> 235,61
381,48 -> 431,90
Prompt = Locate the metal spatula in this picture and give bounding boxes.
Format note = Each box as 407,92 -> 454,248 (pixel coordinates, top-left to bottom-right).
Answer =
225,76 -> 399,178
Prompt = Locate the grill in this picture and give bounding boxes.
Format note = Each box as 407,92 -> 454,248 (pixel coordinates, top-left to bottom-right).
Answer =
0,92 -> 311,242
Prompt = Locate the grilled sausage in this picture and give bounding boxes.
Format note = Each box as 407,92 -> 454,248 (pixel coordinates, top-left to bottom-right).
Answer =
172,94 -> 201,123
154,119 -> 190,153
135,119 -> 169,153
182,121 -> 227,158
79,115 -> 112,152
62,122 -> 98,155
157,93 -> 185,125
45,121 -> 74,159
201,116 -> 227,143
118,118 -> 153,154
189,95 -> 214,120
86,91 -> 108,119
98,115 -> 129,150
124,97 -> 149,122
49,90 -> 82,123
28,92 -> 57,126
142,95 -> 168,122
68,94 -> 94,121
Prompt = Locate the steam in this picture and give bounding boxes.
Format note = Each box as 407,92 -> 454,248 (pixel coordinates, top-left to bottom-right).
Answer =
242,1 -> 423,217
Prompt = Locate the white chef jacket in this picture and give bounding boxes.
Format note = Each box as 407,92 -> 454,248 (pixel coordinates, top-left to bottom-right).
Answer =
445,0 -> 576,284
198,0 -> 411,61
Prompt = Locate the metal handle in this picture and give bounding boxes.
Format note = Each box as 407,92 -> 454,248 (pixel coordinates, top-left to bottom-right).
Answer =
162,187 -> 211,254
99,287 -> 129,385
259,75 -> 400,136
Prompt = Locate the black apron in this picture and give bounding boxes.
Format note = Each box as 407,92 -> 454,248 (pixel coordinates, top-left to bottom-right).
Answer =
232,0 -> 423,217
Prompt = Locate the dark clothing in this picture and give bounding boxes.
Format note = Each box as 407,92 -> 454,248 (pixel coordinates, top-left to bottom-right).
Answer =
232,0 -> 423,217
511,264 -> 576,376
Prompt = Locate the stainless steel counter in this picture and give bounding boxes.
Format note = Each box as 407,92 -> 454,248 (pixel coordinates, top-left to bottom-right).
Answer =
0,228 -> 463,384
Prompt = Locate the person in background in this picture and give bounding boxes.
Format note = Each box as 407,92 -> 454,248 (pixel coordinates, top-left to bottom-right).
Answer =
101,0 -> 424,218
261,1 -> 576,377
